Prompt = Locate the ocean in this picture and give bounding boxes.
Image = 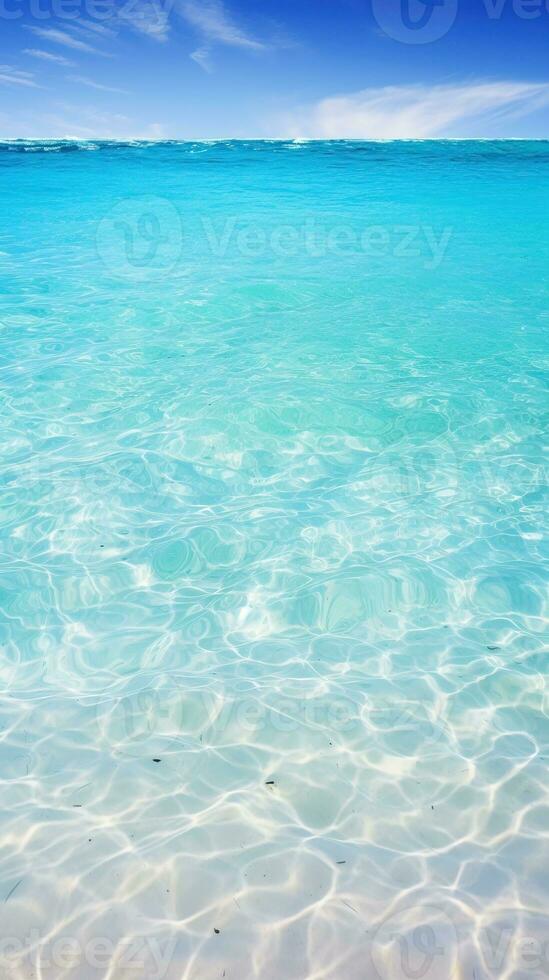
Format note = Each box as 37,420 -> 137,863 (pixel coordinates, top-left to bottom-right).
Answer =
0,139 -> 547,979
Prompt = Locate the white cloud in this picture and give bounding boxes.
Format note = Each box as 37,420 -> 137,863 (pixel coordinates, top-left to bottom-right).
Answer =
23,48 -> 76,67
179,0 -> 265,50
190,46 -> 213,72
66,18 -> 117,37
276,82 -> 549,139
68,75 -> 129,95
25,26 -> 104,55
0,66 -> 39,88
25,0 -> 265,56
0,104 -> 167,140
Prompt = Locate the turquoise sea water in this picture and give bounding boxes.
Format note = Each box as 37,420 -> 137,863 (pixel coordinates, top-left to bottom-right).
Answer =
0,140 -> 547,979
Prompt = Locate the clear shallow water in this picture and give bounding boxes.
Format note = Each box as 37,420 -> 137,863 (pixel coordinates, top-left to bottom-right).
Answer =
0,140 -> 547,979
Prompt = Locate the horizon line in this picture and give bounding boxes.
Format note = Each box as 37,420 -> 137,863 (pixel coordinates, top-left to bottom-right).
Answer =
2,136 -> 549,143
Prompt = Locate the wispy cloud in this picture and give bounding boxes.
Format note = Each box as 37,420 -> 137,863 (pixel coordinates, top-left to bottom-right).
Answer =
25,26 -> 105,55
179,0 -> 265,50
0,103 -> 167,140
68,74 -> 129,95
276,82 -> 549,139
67,18 -> 117,38
23,48 -> 76,67
25,0 -> 264,56
0,66 -> 39,88
190,46 -> 213,72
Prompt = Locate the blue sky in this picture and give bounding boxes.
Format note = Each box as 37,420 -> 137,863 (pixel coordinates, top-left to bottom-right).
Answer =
1,0 -> 549,138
